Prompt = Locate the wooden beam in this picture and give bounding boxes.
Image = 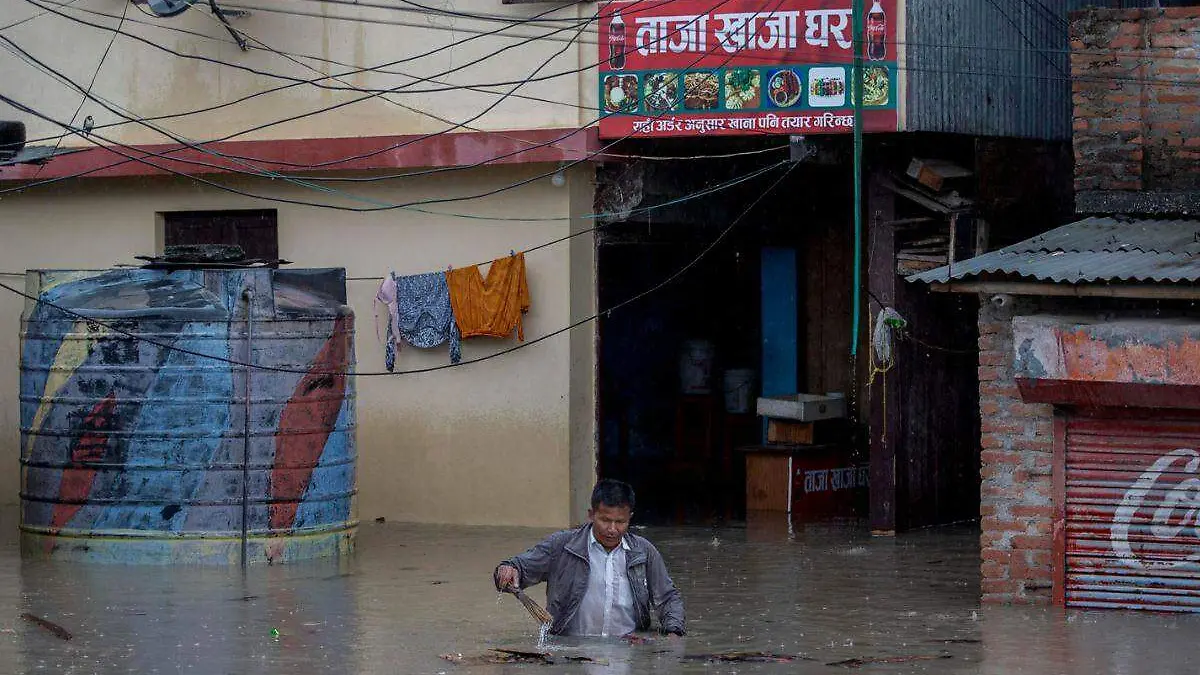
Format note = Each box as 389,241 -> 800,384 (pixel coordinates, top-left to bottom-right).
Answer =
1052,412 -> 1067,608
926,280 -> 1200,300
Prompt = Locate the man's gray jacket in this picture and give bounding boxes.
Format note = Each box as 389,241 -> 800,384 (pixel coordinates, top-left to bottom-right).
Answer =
496,524 -> 686,636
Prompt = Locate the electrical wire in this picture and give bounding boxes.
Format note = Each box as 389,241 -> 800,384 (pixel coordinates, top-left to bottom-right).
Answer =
206,0 -> 599,171
0,0 -> 81,31
4,0 -> 744,181
24,0 -> 128,185
12,0 -> 1195,162
0,156 -> 791,284
983,0 -> 1068,77
1,0 -> 791,209
0,160 -> 796,377
1,85 -> 790,227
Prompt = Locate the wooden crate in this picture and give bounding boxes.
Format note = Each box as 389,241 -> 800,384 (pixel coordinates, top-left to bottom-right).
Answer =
766,419 -> 814,444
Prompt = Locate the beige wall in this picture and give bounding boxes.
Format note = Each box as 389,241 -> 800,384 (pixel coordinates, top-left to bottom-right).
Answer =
0,0 -> 598,145
0,163 -> 596,528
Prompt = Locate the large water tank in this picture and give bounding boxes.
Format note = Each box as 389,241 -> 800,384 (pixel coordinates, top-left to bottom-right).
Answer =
19,267 -> 356,564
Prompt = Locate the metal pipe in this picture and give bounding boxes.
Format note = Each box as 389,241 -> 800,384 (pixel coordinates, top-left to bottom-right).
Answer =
851,0 -> 865,360
241,288 -> 253,568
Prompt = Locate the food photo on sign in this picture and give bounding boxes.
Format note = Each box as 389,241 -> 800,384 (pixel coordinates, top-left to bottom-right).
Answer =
767,69 -> 802,108
723,69 -> 761,110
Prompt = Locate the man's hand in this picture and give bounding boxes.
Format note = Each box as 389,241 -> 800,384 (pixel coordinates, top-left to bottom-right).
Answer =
495,564 -> 520,592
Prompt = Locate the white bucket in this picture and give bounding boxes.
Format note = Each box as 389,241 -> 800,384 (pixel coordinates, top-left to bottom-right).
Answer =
723,369 -> 756,413
679,340 -> 715,394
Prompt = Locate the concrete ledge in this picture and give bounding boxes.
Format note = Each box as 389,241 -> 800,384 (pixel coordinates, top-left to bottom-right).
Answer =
1013,315 -> 1200,388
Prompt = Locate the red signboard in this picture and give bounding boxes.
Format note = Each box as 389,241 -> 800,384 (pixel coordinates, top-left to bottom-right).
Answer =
598,0 -> 900,138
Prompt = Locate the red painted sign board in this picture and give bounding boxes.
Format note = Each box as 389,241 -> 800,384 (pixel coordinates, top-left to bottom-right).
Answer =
598,0 -> 900,138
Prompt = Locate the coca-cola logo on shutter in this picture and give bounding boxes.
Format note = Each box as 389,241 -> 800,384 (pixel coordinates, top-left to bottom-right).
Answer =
1111,448 -> 1200,570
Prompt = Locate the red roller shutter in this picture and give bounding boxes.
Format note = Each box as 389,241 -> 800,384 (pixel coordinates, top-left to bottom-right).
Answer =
1065,412 -> 1200,612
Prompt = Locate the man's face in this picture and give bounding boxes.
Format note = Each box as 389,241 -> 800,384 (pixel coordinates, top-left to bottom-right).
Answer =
588,503 -> 632,551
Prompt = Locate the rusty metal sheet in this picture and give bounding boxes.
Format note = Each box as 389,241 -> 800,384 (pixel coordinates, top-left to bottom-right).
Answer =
1065,414 -> 1200,612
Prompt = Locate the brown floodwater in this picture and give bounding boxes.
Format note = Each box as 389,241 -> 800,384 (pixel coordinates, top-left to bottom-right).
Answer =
2,511 -> 1198,674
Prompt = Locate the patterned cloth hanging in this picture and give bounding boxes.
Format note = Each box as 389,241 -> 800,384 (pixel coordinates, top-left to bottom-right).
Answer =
394,271 -> 462,364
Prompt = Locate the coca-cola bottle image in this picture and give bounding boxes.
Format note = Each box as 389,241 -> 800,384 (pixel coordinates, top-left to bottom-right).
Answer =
609,10 -> 627,70
867,0 -> 886,61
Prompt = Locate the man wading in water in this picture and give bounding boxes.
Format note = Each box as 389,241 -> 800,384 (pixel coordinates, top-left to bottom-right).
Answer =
494,480 -> 686,638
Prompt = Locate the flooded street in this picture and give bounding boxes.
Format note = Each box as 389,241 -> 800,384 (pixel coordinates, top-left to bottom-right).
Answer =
0,513 -> 1197,674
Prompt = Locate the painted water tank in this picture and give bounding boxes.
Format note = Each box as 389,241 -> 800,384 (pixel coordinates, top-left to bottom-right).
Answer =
19,267 -> 356,564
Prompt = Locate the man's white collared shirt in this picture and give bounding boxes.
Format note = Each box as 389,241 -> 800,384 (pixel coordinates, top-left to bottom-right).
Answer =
573,529 -> 636,637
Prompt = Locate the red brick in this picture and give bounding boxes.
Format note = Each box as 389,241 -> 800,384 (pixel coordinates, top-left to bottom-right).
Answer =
981,419 -> 1025,435
981,517 -> 1027,533
978,335 -> 1003,351
982,580 -> 1016,596
977,351 -> 1008,368
1012,504 -> 1054,519
980,532 -> 1008,548
1012,534 -> 1052,550
1157,93 -> 1199,104
981,561 -> 1007,580
980,382 -> 1019,398
1163,7 -> 1200,18
1012,439 -> 1053,453
1028,520 -> 1054,536
978,366 -> 1004,382
981,548 -> 1012,563
982,485 -> 1014,499
981,449 -> 1022,466
1107,35 -> 1144,50
1011,562 -> 1052,583
1151,34 -> 1196,49
1026,550 -> 1054,567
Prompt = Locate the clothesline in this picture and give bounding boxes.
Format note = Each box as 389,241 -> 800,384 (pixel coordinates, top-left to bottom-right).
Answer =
374,252 -> 531,372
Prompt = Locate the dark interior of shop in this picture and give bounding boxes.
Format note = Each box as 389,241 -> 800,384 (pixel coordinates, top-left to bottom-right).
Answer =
595,143 -> 858,524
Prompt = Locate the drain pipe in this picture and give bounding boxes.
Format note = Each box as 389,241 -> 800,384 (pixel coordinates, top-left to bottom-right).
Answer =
241,288 -> 254,569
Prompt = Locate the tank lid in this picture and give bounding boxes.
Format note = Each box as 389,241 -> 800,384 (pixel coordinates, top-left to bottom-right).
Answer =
135,245 -> 292,270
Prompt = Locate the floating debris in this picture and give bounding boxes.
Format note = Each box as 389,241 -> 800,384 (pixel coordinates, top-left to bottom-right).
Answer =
827,653 -> 952,668
683,651 -> 804,663
926,638 -> 981,644
19,613 -> 71,641
439,649 -> 604,666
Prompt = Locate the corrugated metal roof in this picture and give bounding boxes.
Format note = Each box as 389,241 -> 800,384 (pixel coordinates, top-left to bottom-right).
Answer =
908,217 -> 1200,284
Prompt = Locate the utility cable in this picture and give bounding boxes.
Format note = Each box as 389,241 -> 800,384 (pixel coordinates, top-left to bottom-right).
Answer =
5,0 -> 741,180
0,157 -> 791,284
24,0 -> 128,185
1,0 -> 789,208
0,160 -> 796,377
1,87 -> 789,227
14,0 -> 1195,163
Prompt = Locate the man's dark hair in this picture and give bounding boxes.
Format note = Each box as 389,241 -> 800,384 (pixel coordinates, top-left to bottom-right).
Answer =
591,479 -> 636,511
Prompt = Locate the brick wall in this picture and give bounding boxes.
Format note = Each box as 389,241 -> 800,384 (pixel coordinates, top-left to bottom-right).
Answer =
1071,7 -> 1200,193
977,297 -> 1055,603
